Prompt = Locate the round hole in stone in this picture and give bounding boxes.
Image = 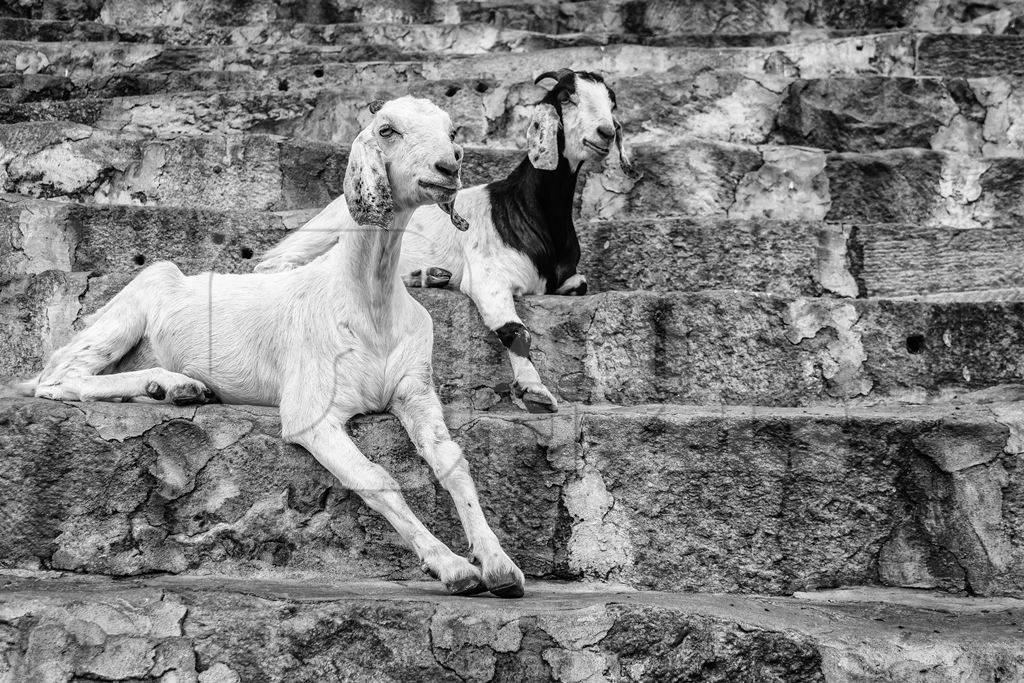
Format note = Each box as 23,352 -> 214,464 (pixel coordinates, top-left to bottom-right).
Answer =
313,66 -> 325,78
475,81 -> 489,93
445,85 -> 460,97
133,254 -> 146,266
240,246 -> 254,259
906,334 -> 926,354
211,233 -> 225,245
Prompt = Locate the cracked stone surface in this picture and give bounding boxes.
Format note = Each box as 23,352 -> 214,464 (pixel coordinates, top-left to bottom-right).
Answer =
0,574 -> 1023,681
8,279 -> 1024,405
7,198 -> 1024,299
2,0 -> 1018,34
1,398 -> 1023,596
14,73 -> 1024,158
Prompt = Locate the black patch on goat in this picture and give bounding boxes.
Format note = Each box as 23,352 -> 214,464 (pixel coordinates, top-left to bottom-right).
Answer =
485,71 -> 616,293
494,322 -> 532,358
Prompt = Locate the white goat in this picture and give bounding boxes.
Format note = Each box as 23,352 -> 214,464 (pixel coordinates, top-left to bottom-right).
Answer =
16,96 -> 526,598
256,69 -> 630,413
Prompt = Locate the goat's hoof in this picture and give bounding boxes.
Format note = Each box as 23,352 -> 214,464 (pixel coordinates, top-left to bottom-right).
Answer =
146,381 -> 167,401
169,383 -> 215,405
513,381 -> 558,414
148,379 -> 216,405
489,582 -> 526,599
408,267 -> 452,288
446,576 -> 488,596
486,571 -> 526,599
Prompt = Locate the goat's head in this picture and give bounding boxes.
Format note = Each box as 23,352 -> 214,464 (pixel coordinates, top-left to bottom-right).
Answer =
345,96 -> 468,230
528,68 -> 631,174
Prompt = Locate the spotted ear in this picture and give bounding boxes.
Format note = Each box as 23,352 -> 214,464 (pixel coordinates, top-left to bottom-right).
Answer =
527,102 -> 560,171
344,129 -> 393,227
614,119 -> 638,179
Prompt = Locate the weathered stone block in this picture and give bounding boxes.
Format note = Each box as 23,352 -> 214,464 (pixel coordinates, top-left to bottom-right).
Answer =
1,399 -> 1022,596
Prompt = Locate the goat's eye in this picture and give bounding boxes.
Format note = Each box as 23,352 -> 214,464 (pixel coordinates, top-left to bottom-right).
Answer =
558,90 -> 571,104
378,125 -> 395,138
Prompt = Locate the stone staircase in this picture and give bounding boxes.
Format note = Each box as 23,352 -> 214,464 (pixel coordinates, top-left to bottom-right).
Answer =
3,0 -> 1024,680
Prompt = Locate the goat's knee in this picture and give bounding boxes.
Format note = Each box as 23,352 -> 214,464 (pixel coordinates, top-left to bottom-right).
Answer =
494,322 -> 531,359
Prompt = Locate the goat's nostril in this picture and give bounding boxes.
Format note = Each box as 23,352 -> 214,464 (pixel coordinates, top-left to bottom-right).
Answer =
435,159 -> 459,177
597,124 -> 615,141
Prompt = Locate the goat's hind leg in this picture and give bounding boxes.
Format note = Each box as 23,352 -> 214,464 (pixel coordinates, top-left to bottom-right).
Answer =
32,262 -> 212,404
55,368 -> 215,404
392,376 -> 526,598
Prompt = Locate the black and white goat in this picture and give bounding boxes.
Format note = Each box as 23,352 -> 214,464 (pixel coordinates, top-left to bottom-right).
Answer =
17,96 -> 526,598
257,69 -> 631,412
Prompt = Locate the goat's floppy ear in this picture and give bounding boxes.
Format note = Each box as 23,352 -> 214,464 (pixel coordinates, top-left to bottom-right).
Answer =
527,103 -> 560,171
614,119 -> 638,179
344,129 -> 393,227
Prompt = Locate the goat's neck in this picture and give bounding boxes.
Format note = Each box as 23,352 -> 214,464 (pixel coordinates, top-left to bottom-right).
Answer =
514,156 -> 577,240
331,208 -> 413,328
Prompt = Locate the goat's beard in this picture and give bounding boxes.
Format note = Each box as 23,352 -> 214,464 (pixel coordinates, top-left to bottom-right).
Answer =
440,200 -> 469,231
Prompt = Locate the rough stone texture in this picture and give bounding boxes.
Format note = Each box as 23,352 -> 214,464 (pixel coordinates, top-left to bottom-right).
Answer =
580,218 -> 1024,298
0,195 -> 296,277
1,398 -> 1023,597
3,0 -> 1024,673
0,16 -> 815,47
11,122 -> 1024,224
1,0 -> 1015,33
0,20 -> 637,53
0,122 -> 518,211
8,197 -> 1024,299
0,32 -> 641,77
10,279 -> 1024,405
0,33 -> 922,97
918,34 -> 1024,77
0,70 -> 794,149
1,575 -> 1021,682
774,75 -> 1024,157
29,71 -> 1024,157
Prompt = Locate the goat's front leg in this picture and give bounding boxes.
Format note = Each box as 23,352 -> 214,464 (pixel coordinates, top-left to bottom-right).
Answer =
391,375 -> 526,598
463,278 -> 558,413
281,407 -> 485,596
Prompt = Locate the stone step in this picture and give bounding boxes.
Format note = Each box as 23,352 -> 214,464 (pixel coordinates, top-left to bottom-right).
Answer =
1,397 -> 1022,598
1,32 -> 1018,89
0,16 -> 813,48
0,28 -> 659,77
14,33 -> 1009,115
5,74 -> 1024,157
0,71 -> 789,149
0,122 -> 513,212
6,274 -> 1024,405
5,122 -> 1024,227
5,196 -> 1024,301
0,34 -> 923,90
0,0 -> 1004,34
2,574 -> 1021,682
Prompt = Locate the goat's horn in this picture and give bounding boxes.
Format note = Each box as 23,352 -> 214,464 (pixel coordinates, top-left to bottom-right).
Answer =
535,68 -> 574,85
368,99 -> 385,114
